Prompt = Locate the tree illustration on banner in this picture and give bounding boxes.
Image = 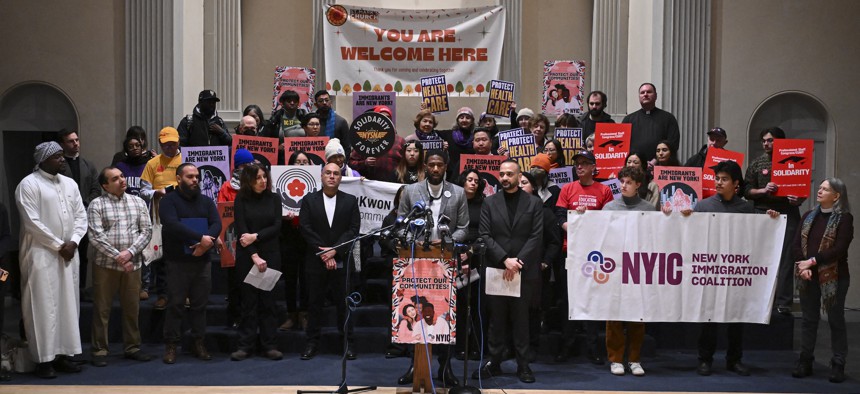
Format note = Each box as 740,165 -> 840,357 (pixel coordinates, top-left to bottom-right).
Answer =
363,80 -> 372,92
372,84 -> 382,92
394,81 -> 403,94
342,85 -> 352,95
475,83 -> 485,96
326,82 -> 331,91
384,83 -> 393,92
403,84 -> 414,95
332,80 -> 341,95
353,83 -> 362,92
447,84 -> 454,94
455,81 -> 464,96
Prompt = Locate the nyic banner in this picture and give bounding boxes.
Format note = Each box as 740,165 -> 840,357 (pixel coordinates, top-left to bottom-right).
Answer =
323,5 -> 505,97
339,177 -> 403,234
566,211 -> 786,323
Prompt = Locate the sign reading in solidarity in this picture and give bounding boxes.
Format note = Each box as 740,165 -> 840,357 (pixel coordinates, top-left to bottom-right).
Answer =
593,123 -> 631,179
349,111 -> 396,158
270,165 -> 321,216
323,5 -> 505,97
391,257 -> 456,344
542,60 -> 586,116
485,80 -> 516,117
566,211 -> 786,323
771,139 -> 814,197
703,148 -> 745,199
272,66 -> 316,112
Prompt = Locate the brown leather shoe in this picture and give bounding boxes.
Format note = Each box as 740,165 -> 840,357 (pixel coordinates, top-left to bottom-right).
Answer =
163,343 -> 177,364
139,290 -> 150,300
154,296 -> 168,310
279,313 -> 297,331
192,339 -> 212,361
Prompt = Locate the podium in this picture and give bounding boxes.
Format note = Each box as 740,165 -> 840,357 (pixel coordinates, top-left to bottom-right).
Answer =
394,244 -> 454,394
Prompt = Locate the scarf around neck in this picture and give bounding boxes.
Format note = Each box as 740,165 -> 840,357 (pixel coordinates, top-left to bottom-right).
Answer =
798,206 -> 843,310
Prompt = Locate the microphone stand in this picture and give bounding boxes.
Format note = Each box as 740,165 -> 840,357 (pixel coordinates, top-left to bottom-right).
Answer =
298,223 -> 395,394
450,241 -> 484,394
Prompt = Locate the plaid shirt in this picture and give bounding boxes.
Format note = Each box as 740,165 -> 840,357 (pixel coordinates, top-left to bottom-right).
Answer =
87,191 -> 152,271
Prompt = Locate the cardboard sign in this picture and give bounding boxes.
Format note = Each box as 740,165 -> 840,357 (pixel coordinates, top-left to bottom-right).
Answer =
771,139 -> 814,197
272,66 -> 315,112
392,257 -> 457,344
420,139 -> 446,151
602,178 -> 622,200
485,80 -> 515,117
459,154 -> 505,196
284,137 -> 329,165
421,75 -> 449,113
593,123 -> 631,179
507,134 -> 537,171
232,135 -> 279,172
217,202 -> 235,268
654,166 -> 703,212
353,92 -> 396,126
554,128 -> 584,166
270,165 -> 322,216
182,146 -> 230,202
703,148 -> 745,198
549,167 -> 574,187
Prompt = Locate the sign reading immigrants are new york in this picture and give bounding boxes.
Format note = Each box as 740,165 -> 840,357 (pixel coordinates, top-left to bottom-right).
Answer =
322,5 -> 505,96
565,211 -> 786,324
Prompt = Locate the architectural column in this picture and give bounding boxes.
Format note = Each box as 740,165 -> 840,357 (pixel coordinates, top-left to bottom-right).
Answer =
125,0 -> 176,141
204,0 -> 242,123
499,0 -> 521,96
591,0 -> 629,117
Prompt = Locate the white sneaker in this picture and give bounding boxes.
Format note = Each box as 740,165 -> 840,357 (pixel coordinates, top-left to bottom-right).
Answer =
629,362 -> 645,376
610,362 -> 625,375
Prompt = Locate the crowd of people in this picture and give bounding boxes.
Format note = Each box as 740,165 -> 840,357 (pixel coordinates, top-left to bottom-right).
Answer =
1,83 -> 852,387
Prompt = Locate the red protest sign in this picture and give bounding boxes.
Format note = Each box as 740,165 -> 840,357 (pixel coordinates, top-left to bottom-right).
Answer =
217,202 -> 235,268
593,123 -> 631,179
772,139 -> 814,197
232,135 -> 279,172
702,148 -> 745,198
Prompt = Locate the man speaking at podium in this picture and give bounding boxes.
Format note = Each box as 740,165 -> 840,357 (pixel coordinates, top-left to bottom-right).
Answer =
396,150 -> 469,387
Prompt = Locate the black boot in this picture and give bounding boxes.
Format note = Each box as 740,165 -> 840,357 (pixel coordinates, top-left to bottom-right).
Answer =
397,364 -> 414,385
791,360 -> 812,378
829,362 -> 845,383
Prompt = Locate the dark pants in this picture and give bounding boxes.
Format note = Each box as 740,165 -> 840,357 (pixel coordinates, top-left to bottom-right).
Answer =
773,209 -> 801,307
304,260 -> 353,344
236,265 -> 279,352
78,235 -> 89,290
163,259 -> 211,343
149,257 -> 168,297
226,267 -> 241,325
487,279 -> 534,367
283,252 -> 307,313
799,274 -> 849,365
698,323 -> 743,364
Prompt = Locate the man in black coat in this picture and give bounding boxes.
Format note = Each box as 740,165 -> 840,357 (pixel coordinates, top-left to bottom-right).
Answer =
474,159 -> 543,383
298,163 -> 361,360
177,90 -> 231,147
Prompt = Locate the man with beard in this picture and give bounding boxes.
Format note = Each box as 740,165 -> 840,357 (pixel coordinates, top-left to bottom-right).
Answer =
299,163 -> 361,360
554,151 -> 614,365
177,90 -> 231,147
622,83 -> 680,165
15,142 -> 88,378
159,163 -> 222,364
579,91 -> 616,139
474,160 -> 543,384
313,90 -> 351,158
395,150 -> 469,387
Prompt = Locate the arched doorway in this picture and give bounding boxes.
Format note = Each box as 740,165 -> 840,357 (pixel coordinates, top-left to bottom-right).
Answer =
0,81 -> 79,235
747,91 -> 834,213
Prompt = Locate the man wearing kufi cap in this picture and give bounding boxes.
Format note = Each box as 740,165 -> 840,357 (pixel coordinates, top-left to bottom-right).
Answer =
15,141 -> 88,378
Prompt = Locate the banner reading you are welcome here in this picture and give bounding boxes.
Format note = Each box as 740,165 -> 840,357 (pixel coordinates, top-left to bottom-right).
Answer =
566,211 -> 786,324
323,5 -> 505,96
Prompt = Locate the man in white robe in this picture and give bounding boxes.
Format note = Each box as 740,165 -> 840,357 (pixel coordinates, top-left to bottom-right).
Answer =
15,141 -> 88,379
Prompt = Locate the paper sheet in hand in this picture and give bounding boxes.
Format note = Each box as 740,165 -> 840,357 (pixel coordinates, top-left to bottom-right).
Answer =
484,267 -> 520,297
243,267 -> 283,291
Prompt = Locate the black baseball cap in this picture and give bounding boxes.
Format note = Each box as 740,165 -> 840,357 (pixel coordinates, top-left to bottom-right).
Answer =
707,127 -> 727,139
572,151 -> 596,164
198,90 -> 220,102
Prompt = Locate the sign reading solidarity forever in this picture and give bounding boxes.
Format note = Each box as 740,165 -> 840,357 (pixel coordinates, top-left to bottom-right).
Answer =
350,111 -> 396,158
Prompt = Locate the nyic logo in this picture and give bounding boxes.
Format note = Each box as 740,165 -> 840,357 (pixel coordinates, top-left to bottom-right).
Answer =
582,251 -> 616,284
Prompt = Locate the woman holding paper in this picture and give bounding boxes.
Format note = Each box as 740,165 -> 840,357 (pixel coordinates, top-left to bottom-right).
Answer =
791,178 -> 854,383
230,164 -> 284,361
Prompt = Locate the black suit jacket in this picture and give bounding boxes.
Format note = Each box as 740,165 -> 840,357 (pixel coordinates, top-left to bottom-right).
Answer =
479,189 -> 544,281
298,189 -> 361,268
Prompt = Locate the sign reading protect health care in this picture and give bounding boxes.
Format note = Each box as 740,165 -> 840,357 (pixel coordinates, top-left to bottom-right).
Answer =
323,5 -> 506,97
566,211 -> 785,323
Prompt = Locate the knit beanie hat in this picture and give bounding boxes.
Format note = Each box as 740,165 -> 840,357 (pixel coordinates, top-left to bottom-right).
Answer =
530,153 -> 552,173
457,107 -> 474,119
234,148 -> 254,167
325,138 -> 346,161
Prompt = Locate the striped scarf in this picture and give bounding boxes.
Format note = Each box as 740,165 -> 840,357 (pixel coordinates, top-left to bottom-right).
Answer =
798,206 -> 842,309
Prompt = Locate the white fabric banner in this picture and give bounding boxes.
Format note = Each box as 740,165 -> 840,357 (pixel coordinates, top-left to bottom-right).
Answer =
340,177 -> 402,234
322,5 -> 505,96
566,211 -> 786,324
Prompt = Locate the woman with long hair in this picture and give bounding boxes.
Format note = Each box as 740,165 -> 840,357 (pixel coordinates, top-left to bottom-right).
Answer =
395,141 -> 426,184
655,140 -> 681,167
543,139 -> 566,169
625,152 -> 659,208
791,178 -> 854,383
230,164 -> 283,361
